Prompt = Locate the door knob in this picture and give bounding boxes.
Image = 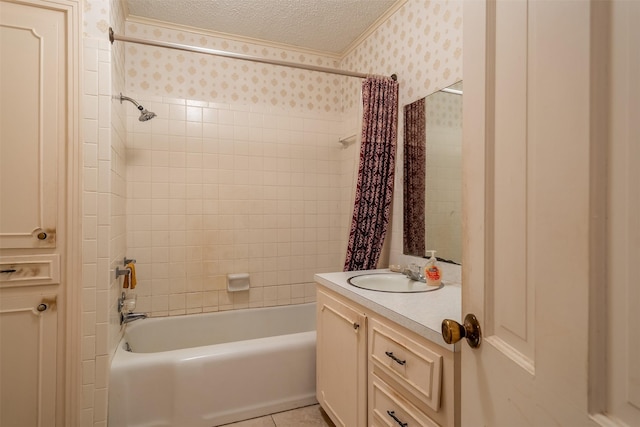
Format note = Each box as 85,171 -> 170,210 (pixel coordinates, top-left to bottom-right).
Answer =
441,313 -> 482,348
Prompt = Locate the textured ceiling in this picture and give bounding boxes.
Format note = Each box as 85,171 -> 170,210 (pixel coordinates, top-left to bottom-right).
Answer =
126,0 -> 401,55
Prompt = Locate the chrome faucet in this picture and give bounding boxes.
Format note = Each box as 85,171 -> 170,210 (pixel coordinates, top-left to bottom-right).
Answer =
403,263 -> 426,282
120,312 -> 147,324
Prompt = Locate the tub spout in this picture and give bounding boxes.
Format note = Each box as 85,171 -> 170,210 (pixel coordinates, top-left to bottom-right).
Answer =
120,312 -> 147,324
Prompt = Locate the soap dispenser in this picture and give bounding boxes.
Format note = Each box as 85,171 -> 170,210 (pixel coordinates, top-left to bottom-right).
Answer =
424,250 -> 442,287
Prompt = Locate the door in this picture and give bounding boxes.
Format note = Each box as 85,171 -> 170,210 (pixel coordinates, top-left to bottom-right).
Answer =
0,1 -> 77,425
458,0 -> 638,425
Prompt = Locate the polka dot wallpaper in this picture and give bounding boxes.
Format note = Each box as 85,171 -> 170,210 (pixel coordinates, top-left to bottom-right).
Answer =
123,21 -> 349,114
87,1 -> 463,117
342,0 -> 463,112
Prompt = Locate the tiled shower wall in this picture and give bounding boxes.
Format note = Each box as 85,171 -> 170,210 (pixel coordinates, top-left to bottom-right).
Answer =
125,97 -> 351,316
121,19 -> 359,317
82,0 -> 127,425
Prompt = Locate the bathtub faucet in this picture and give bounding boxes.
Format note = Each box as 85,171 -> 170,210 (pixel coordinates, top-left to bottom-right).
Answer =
120,312 -> 148,325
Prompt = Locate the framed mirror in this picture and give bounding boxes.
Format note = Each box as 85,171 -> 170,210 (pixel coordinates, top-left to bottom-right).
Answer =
403,81 -> 462,264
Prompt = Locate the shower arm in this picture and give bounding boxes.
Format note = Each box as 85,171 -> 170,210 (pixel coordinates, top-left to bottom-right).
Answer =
119,93 -> 143,110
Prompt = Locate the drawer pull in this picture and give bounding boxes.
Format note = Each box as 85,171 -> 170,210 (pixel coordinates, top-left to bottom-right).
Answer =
387,410 -> 408,427
1,269 -> 17,273
385,351 -> 406,366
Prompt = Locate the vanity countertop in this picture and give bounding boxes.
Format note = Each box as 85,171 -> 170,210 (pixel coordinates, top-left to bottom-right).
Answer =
315,268 -> 461,351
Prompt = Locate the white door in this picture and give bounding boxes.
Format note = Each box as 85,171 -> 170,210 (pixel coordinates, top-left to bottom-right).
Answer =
458,0 -> 640,425
0,1 -> 77,425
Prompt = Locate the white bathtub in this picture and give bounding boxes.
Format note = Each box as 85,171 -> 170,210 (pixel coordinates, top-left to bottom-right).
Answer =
108,303 -> 317,427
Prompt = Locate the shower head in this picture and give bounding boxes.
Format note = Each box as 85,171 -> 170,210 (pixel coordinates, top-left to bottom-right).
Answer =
138,108 -> 157,122
118,93 -> 156,121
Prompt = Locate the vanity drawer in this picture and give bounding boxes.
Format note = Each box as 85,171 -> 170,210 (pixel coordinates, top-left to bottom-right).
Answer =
371,375 -> 440,427
369,318 -> 443,412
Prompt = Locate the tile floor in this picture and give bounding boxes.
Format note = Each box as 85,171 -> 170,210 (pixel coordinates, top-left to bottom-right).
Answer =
221,404 -> 335,427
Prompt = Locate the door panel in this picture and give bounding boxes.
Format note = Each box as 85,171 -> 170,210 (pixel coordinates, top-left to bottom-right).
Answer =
0,292 -> 58,427
0,1 -> 63,249
490,0 -> 533,366
606,1 -> 640,424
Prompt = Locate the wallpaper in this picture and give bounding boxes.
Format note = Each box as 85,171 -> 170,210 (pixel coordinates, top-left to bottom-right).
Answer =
340,0 -> 463,265
123,21 -> 348,114
342,0 -> 463,111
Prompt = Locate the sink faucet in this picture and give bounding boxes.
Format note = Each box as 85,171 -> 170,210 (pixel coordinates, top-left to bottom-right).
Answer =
120,312 -> 147,324
403,263 -> 426,282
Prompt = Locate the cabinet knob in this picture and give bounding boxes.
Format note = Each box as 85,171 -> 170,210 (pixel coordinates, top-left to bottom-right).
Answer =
35,297 -> 57,313
353,322 -> 360,330
33,228 -> 52,241
441,313 -> 482,348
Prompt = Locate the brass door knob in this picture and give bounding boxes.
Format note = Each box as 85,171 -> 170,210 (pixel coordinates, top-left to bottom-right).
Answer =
442,313 -> 482,348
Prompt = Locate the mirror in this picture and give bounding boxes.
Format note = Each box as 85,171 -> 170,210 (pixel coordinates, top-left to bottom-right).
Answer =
403,81 -> 462,264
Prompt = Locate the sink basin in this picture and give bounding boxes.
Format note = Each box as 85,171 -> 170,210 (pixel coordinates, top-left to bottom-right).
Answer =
347,273 -> 443,293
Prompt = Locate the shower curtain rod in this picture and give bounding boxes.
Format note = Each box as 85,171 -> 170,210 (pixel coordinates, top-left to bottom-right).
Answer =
109,28 -> 397,80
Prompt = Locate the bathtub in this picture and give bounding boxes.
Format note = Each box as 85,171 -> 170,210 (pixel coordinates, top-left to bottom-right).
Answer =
108,302 -> 317,427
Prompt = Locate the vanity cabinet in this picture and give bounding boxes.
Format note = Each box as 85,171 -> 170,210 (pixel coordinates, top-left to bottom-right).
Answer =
316,285 -> 460,427
316,288 -> 368,427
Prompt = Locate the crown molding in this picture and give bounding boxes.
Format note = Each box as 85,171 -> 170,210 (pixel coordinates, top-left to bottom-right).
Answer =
340,0 -> 408,58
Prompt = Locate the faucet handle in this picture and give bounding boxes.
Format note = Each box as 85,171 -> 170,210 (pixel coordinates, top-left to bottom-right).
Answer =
404,263 -> 425,282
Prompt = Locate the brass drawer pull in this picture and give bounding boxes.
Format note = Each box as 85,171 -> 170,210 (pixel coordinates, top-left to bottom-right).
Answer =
385,351 -> 406,366
387,410 -> 408,427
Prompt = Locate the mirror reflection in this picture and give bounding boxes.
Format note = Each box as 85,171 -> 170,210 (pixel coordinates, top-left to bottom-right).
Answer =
403,81 -> 462,264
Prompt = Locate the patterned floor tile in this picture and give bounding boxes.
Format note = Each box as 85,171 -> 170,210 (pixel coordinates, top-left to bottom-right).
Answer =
220,415 -> 276,427
271,404 -> 335,427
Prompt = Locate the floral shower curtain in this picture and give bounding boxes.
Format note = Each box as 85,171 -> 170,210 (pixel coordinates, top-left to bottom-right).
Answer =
344,76 -> 399,271
403,98 -> 426,256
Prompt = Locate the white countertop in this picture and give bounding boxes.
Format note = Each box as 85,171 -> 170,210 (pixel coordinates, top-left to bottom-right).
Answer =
314,268 -> 462,351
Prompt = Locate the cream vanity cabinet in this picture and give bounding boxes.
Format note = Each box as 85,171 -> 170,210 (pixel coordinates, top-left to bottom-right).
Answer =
316,286 -> 460,427
316,287 -> 368,426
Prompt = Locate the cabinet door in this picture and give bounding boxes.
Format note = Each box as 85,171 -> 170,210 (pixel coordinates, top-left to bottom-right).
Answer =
316,288 -> 367,427
0,0 -> 64,249
0,292 -> 58,427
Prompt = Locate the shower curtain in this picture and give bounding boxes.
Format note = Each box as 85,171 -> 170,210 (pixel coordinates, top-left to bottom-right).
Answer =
344,76 -> 399,271
403,98 -> 426,256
